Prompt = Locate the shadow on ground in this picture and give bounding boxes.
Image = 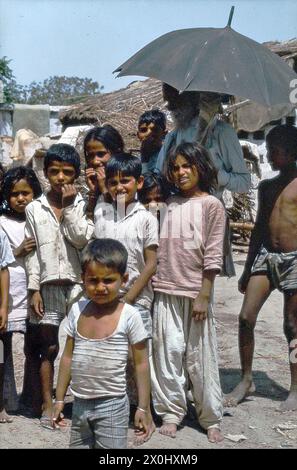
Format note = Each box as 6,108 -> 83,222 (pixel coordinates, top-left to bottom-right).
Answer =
220,368 -> 288,402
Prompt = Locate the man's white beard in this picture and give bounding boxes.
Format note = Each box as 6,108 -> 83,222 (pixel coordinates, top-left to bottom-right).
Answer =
171,106 -> 197,130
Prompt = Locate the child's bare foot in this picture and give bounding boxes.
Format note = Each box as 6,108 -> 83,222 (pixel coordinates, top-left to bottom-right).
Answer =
207,427 -> 224,443
224,379 -> 255,407
159,423 -> 177,438
278,390 -> 297,412
134,422 -> 156,446
0,409 -> 13,423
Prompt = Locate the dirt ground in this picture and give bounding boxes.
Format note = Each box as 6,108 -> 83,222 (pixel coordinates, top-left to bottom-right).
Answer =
1,251 -> 297,450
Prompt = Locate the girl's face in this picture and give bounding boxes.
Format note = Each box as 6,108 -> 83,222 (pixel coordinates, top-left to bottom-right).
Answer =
85,140 -> 111,169
172,154 -> 199,194
9,179 -> 34,213
142,186 -> 164,209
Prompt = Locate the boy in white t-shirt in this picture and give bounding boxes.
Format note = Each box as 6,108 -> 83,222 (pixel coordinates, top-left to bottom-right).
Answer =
52,238 -> 151,449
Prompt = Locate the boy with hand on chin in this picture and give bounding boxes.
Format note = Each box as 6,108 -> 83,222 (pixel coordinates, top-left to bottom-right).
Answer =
25,143 -> 94,428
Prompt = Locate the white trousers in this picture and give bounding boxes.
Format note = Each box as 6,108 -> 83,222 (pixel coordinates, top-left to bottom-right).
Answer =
150,292 -> 223,430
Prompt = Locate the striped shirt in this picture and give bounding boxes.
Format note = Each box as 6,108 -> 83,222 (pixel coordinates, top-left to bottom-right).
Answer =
65,298 -> 149,399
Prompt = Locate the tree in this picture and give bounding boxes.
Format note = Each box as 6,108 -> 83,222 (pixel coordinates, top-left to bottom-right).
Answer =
0,56 -> 16,102
0,59 -> 104,104
21,76 -> 104,105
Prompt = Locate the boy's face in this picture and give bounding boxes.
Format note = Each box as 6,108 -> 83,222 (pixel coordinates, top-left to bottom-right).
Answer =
82,261 -> 127,306
106,173 -> 144,206
10,179 -> 34,214
45,160 -> 76,193
137,122 -> 164,144
266,143 -> 295,171
142,186 -> 163,209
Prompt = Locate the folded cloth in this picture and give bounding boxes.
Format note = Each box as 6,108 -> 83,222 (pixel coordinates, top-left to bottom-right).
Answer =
13,104 -> 50,137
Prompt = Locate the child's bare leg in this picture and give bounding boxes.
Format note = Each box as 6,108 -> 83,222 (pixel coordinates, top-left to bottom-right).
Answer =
225,275 -> 271,406
21,325 -> 42,414
0,333 -> 13,423
207,426 -> 224,443
40,325 -> 59,420
279,291 -> 297,411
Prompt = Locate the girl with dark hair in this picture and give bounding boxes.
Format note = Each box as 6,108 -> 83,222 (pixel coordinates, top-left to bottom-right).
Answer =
138,171 -> 171,209
84,125 -> 125,217
151,142 -> 225,443
84,125 -> 124,200
0,166 -> 42,419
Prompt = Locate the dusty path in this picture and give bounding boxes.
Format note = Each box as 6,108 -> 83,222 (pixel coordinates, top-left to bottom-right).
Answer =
1,252 -> 297,449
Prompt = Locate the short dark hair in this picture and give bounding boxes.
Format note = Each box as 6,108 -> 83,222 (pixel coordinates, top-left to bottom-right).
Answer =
1,166 -> 42,213
138,109 -> 166,131
44,143 -> 81,178
166,142 -> 218,194
105,153 -> 142,181
138,171 -> 171,204
82,238 -> 128,275
266,125 -> 297,159
83,125 -> 124,160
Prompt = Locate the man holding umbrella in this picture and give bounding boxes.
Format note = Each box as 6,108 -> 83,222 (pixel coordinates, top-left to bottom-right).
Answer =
156,82 -> 251,276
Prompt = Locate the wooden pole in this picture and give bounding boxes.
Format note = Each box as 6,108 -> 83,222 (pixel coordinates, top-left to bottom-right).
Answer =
227,6 -> 235,27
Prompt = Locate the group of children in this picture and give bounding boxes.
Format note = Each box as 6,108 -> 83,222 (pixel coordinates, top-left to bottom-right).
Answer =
1,109 -> 297,448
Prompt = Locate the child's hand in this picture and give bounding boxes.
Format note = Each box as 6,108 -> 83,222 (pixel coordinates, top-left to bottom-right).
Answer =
62,184 -> 77,208
95,167 -> 106,194
52,401 -> 65,429
30,291 -> 44,318
192,293 -> 209,321
86,167 -> 106,194
15,237 -> 36,257
238,270 -> 250,294
134,408 -> 151,441
0,307 -> 8,331
85,167 -> 98,193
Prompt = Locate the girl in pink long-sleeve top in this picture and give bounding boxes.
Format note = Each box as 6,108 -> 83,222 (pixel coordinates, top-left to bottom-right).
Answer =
151,142 -> 225,444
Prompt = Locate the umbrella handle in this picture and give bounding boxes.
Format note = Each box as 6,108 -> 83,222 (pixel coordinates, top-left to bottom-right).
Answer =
227,6 -> 235,27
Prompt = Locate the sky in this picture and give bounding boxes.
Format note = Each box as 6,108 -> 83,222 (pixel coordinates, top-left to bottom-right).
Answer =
0,0 -> 297,93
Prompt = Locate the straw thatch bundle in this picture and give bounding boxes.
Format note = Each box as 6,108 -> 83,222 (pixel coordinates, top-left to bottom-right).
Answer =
59,79 -> 168,151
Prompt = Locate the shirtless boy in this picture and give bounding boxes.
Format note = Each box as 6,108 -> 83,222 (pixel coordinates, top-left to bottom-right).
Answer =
226,125 -> 297,411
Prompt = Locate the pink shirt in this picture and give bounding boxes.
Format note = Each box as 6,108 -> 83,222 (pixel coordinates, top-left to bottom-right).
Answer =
153,194 -> 225,298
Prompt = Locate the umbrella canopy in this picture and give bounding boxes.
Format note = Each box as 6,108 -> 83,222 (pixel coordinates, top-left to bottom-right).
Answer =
114,26 -> 297,107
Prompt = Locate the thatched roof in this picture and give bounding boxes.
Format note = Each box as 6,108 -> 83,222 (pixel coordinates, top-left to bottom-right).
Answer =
263,38 -> 297,60
59,79 -> 166,150
59,39 -> 297,143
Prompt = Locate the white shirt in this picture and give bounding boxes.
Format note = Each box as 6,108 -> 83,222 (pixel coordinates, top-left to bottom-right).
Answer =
65,298 -> 149,399
25,193 -> 94,290
0,216 -> 28,322
94,201 -> 159,309
0,229 -> 15,268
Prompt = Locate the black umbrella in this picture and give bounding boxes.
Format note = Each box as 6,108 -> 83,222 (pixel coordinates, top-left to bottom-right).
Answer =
114,7 -> 297,107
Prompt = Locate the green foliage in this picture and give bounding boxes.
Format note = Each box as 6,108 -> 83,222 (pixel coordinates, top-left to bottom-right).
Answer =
0,57 -> 103,104
0,56 -> 15,102
16,76 -> 103,105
